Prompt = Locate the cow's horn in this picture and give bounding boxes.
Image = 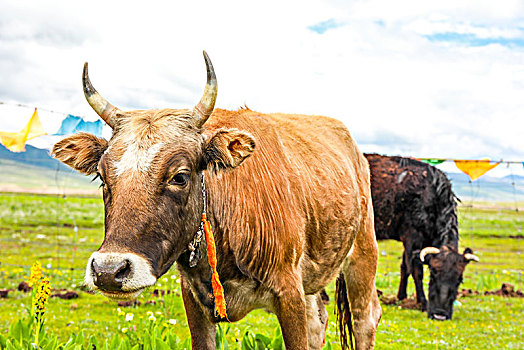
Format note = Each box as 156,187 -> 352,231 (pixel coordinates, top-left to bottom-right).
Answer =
464,253 -> 479,262
83,62 -> 120,129
420,247 -> 440,261
192,51 -> 217,127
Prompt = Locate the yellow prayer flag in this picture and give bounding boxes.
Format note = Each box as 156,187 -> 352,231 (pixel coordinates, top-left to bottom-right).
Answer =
454,159 -> 499,180
0,109 -> 46,152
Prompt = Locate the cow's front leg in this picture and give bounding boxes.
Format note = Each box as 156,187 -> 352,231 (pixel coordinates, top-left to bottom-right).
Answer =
397,251 -> 410,300
181,276 -> 216,349
412,259 -> 427,310
274,283 -> 308,349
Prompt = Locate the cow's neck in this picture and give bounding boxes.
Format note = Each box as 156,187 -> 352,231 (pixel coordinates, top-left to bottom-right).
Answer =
177,236 -> 215,297
176,173 -> 221,316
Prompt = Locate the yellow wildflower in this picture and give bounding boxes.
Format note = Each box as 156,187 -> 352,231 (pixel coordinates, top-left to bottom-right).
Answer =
33,277 -> 51,316
31,272 -> 51,347
29,262 -> 43,287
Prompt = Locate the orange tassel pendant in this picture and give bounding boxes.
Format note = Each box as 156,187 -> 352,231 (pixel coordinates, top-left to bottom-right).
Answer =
202,213 -> 228,319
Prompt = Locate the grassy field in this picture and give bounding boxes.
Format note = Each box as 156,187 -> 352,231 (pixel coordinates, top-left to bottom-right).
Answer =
0,158 -> 99,195
0,192 -> 523,349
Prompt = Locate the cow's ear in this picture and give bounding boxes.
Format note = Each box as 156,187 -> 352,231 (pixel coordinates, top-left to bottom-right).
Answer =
203,128 -> 255,171
52,133 -> 108,175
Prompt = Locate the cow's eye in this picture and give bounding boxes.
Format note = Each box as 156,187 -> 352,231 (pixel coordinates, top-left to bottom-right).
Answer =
168,172 -> 189,187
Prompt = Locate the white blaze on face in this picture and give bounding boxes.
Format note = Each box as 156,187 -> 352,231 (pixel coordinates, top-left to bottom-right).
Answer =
113,139 -> 164,177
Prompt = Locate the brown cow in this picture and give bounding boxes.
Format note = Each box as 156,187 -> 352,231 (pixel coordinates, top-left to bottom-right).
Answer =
52,52 -> 381,349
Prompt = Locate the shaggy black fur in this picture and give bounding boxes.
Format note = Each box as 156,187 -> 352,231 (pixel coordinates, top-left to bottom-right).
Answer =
365,153 -> 463,315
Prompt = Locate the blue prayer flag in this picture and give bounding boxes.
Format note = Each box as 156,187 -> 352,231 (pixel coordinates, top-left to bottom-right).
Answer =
75,119 -> 103,136
54,115 -> 103,137
54,115 -> 82,135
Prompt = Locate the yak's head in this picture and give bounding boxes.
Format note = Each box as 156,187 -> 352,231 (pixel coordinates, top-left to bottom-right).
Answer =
52,52 -> 255,300
420,245 -> 479,320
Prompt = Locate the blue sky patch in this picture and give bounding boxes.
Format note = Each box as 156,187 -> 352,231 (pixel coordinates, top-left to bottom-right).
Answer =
308,19 -> 345,34
425,32 -> 524,48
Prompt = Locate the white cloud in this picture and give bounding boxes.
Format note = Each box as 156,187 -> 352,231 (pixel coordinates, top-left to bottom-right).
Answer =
0,0 -> 523,178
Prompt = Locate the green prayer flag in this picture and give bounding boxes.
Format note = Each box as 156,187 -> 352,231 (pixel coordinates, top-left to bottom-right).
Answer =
418,158 -> 446,165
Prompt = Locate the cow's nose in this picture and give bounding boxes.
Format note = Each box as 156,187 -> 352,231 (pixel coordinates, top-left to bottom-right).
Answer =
91,259 -> 131,291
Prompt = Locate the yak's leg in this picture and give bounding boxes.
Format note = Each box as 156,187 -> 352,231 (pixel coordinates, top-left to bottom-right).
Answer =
274,280 -> 308,349
305,293 -> 329,350
180,276 -> 216,350
412,259 -> 427,310
397,251 -> 410,300
344,203 -> 382,350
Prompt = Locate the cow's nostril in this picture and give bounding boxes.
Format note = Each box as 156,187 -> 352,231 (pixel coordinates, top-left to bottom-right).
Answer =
115,260 -> 131,282
90,258 -> 129,291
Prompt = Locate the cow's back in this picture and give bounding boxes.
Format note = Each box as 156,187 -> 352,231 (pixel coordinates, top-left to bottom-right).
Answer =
205,109 -> 368,291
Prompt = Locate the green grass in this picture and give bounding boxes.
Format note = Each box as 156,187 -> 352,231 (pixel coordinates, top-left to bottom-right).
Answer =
376,296 -> 523,349
0,193 -> 523,349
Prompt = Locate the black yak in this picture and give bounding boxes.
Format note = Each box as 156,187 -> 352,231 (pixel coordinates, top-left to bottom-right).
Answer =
365,153 -> 478,320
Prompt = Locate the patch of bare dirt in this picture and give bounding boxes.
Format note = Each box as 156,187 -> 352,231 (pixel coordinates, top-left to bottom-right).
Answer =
17,282 -> 31,292
51,290 -> 79,299
459,283 -> 523,298
378,293 -> 424,310
118,300 -> 141,307
0,289 -> 12,298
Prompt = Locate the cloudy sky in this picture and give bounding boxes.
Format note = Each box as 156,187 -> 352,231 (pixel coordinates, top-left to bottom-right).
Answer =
1,0 -> 523,177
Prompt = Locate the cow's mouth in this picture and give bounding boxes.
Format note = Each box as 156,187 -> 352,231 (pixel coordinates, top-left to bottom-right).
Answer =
99,288 -> 144,301
85,251 -> 157,301
431,313 -> 448,321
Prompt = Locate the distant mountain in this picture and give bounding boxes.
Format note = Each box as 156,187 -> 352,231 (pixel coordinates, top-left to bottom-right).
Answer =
0,144 -> 99,194
446,172 -> 524,202
503,174 -> 524,181
0,144 -> 70,171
